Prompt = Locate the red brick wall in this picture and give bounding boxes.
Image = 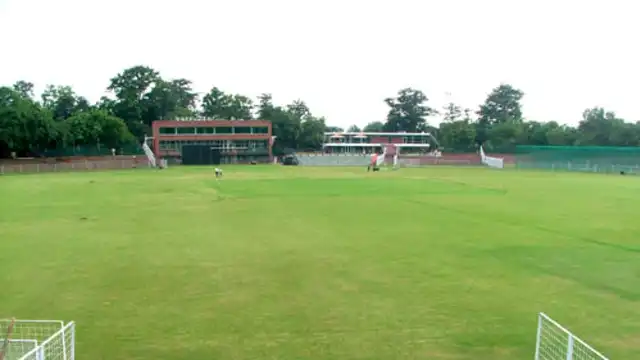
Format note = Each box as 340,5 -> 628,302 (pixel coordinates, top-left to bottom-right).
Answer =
371,137 -> 388,144
0,156 -> 150,174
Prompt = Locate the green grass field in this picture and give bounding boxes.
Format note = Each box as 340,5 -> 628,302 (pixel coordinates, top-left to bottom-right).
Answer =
1,166 -> 640,359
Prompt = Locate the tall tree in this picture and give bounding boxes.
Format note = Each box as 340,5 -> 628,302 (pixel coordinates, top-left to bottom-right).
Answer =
517,121 -> 549,146
286,100 -> 310,121
462,108 -> 474,122
0,87 -> 57,156
96,96 -> 118,114
107,65 -> 161,138
439,119 -> 476,152
325,126 -> 343,133
577,107 -> 624,146
13,81 -> 35,99
363,121 -> 384,132
202,87 -> 253,120
256,95 -> 308,152
475,83 -> 524,145
478,84 -> 524,125
143,78 -> 198,121
442,102 -> 463,122
487,121 -> 523,150
544,122 -> 579,146
108,65 -> 160,102
256,93 -> 275,120
383,88 -> 435,132
299,116 -> 326,150
41,85 -> 91,121
227,94 -> 254,120
347,124 -> 361,132
64,110 -> 135,149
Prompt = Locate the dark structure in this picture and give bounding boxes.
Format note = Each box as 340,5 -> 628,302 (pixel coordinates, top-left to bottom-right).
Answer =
152,119 -> 273,164
181,145 -> 222,165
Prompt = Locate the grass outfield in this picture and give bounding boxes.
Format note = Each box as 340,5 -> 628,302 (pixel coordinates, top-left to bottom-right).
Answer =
1,166 -> 639,359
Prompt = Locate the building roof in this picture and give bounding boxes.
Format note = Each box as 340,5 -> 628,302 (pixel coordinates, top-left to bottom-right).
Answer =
324,132 -> 431,136
153,119 -> 271,127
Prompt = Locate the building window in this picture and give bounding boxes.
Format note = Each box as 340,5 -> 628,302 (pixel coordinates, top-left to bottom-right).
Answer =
216,126 -> 232,134
234,127 -> 251,134
159,127 -> 176,135
233,140 -> 249,149
252,127 -> 268,134
196,127 -> 214,134
211,140 -> 223,148
159,140 -> 179,150
248,140 -> 267,149
177,127 -> 196,135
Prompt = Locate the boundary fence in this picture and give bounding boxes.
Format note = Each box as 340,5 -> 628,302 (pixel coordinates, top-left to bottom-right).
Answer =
0,157 -> 151,175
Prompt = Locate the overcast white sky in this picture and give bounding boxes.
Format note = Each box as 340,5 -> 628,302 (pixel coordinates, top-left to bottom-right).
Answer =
1,0 -> 638,127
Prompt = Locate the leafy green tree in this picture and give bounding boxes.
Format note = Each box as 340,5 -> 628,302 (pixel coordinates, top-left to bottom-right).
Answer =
288,101 -> 326,150
227,94 -> 254,120
5,64 -> 640,158
478,84 -> 524,124
96,96 -> 117,114
325,126 -> 343,133
299,116 -> 326,150
201,87 -> 228,118
12,81 -> 35,99
108,65 -> 160,101
439,120 -> 476,152
64,110 -> 135,149
475,83 -> 524,145
107,65 -> 161,138
442,102 -> 463,122
577,107 -> 631,146
41,85 -> 91,121
256,93 -> 275,120
256,94 -> 301,152
0,87 -> 57,156
363,121 -> 384,132
544,122 -> 579,146
609,122 -> 640,146
347,125 -> 361,132
143,79 -> 198,121
286,100 -> 310,121
202,87 -> 253,120
486,121 -> 522,151
383,88 -> 435,132
255,95 -> 325,151
462,108 -> 474,122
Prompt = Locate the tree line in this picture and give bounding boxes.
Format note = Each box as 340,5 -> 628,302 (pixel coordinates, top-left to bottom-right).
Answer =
1,64 -> 639,158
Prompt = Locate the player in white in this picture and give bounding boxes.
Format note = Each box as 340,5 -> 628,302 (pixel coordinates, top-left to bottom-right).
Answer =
215,168 -> 223,178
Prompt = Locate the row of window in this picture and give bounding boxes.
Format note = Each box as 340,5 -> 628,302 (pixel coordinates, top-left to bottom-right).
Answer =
324,136 -> 431,144
158,127 -> 269,135
158,140 -> 268,151
325,146 -> 431,153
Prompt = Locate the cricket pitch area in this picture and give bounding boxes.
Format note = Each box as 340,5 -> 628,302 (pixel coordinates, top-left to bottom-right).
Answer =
1,166 -> 639,359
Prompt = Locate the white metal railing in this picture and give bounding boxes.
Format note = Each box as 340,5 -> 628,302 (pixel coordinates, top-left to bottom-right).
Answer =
17,322 -> 74,360
534,312 -> 608,360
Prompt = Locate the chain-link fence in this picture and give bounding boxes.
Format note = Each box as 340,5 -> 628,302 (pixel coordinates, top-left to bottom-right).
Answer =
516,145 -> 640,174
